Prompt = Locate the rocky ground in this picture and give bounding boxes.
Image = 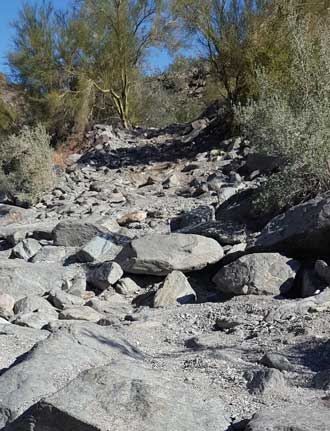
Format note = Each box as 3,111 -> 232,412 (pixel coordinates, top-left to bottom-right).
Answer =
0,117 -> 330,430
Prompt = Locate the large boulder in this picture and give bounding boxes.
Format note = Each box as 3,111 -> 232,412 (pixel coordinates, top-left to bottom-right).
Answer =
117,234 -> 223,276
0,260 -> 85,300
0,323 -> 141,427
245,406 -> 330,431
6,360 -> 230,431
213,253 -> 299,296
254,194 -> 330,255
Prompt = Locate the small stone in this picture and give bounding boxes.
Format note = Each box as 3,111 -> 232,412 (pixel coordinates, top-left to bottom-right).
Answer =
154,271 -> 196,307
117,211 -> 147,226
115,278 -> 140,295
48,289 -> 84,310
59,306 -> 103,322
0,293 -> 15,315
74,235 -> 122,263
87,262 -> 123,290
260,353 -> 294,372
12,239 -> 41,261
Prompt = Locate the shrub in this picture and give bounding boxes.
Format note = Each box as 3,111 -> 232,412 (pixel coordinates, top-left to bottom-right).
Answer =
0,125 -> 54,205
236,14 -> 330,214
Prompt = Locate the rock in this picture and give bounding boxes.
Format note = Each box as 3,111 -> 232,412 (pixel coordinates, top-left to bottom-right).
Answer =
48,289 -> 85,310
0,323 -> 142,427
0,221 -> 57,244
11,238 -> 41,261
59,306 -> 103,322
301,269 -> 325,298
315,260 -> 330,284
74,235 -> 123,263
0,324 -> 48,371
0,204 -> 34,227
312,369 -> 330,390
13,311 -> 57,330
260,353 -> 294,372
214,318 -> 241,331
53,220 -> 113,247
14,295 -> 57,317
0,260 -> 85,300
245,406 -> 330,431
117,233 -> 224,275
245,153 -> 281,174
213,253 -> 299,296
7,360 -> 230,431
163,173 -> 184,188
108,192 -> 126,203
0,293 -> 15,315
117,210 -> 147,226
31,246 -> 73,264
254,194 -> 330,255
87,262 -> 123,290
170,206 -> 215,232
245,368 -> 287,395
154,271 -> 196,307
115,277 -> 140,295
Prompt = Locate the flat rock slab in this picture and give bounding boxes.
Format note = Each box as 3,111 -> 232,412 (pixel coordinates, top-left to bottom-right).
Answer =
7,360 -> 230,431
246,405 -> 330,431
0,260 -> 85,300
0,323 -> 142,427
118,233 -> 224,275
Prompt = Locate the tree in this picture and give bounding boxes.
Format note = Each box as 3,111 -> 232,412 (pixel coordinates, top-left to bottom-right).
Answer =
8,0 -> 170,133
171,0 -> 271,102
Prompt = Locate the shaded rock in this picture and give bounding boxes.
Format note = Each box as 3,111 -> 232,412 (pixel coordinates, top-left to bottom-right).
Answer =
315,260 -> 330,284
213,253 -> 299,296
7,360 -> 230,431
0,323 -> 141,427
245,406 -> 330,431
154,271 -> 196,307
245,153 -> 281,174
254,194 -> 330,255
245,368 -> 287,395
53,220 -> 110,247
170,206 -> 215,232
301,269 -> 325,298
59,306 -> 103,322
0,205 -> 33,227
11,238 -> 41,261
312,369 -> 330,390
117,233 -> 224,276
87,262 -> 123,290
260,353 -> 293,372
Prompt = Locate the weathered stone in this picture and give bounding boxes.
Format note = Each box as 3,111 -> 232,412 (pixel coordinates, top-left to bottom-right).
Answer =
118,233 -> 224,275
315,260 -> 330,284
245,368 -> 287,395
0,293 -> 15,315
14,295 -> 57,317
59,306 -> 103,322
117,210 -> 147,226
260,353 -> 294,372
170,206 -> 214,232
74,235 -> 123,263
115,277 -> 140,295
13,311 -> 57,330
213,253 -> 299,296
154,271 -> 196,307
245,406 -> 330,431
0,260 -> 85,300
254,194 -> 330,255
6,360 -> 230,431
87,262 -> 123,290
12,238 -> 41,261
48,289 -> 85,310
31,246 -> 73,264
312,369 -> 330,390
53,220 -> 108,247
0,323 -> 142,427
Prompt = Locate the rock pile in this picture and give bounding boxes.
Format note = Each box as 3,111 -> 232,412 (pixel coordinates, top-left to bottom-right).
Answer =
0,119 -> 330,430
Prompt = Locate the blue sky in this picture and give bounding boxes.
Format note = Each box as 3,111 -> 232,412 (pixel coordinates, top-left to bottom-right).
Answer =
0,0 -> 172,77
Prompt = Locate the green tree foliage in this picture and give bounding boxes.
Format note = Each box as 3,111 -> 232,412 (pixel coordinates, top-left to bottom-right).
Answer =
9,0 -> 170,135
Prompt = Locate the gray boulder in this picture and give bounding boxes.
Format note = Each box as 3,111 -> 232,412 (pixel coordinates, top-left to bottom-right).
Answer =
170,206 -> 215,232
53,220 -> 114,247
31,246 -> 73,264
213,253 -> 299,296
59,306 -> 103,322
11,239 -> 41,261
14,296 -> 57,317
254,194 -> 330,255
87,262 -> 123,290
0,293 -> 15,315
48,289 -> 85,310
0,323 -> 142,427
118,233 -> 224,275
154,271 -> 196,307
6,360 -> 230,431
13,311 -> 57,330
0,260 -> 85,300
75,235 -> 123,263
245,406 -> 330,431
